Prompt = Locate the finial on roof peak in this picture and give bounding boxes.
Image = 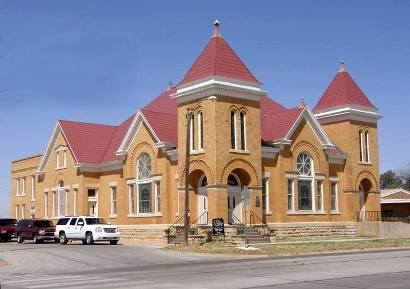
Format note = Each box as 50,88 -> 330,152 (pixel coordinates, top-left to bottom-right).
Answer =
167,81 -> 173,91
298,97 -> 306,109
213,19 -> 221,38
338,60 -> 346,72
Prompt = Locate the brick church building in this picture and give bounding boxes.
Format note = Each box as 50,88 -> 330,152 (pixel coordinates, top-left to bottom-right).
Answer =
10,21 -> 382,239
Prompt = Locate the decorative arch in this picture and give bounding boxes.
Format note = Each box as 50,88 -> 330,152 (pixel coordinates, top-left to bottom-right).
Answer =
128,142 -> 157,178
355,170 -> 379,191
179,159 -> 214,187
291,140 -> 321,172
53,173 -> 65,185
220,158 -> 260,186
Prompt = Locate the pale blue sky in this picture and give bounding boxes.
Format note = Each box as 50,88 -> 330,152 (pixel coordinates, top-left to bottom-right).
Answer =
1,1 -> 409,217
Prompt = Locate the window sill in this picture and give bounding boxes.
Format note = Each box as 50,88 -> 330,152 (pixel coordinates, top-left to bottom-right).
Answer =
127,213 -> 162,218
229,149 -> 250,155
108,214 -> 118,219
190,150 -> 205,156
287,211 -> 327,215
359,162 -> 372,166
55,167 -> 67,171
30,199 -> 36,202
264,211 -> 272,216
16,194 -> 26,197
331,211 -> 341,215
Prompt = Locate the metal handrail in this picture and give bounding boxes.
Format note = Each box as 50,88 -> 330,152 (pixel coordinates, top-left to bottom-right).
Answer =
231,213 -> 245,235
190,211 -> 208,226
249,210 -> 264,226
165,212 -> 186,243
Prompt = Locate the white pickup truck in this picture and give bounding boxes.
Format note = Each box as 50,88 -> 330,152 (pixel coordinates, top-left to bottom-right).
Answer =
55,216 -> 120,245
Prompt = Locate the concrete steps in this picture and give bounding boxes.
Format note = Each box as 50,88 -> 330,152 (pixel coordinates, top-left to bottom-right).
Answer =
244,226 -> 270,244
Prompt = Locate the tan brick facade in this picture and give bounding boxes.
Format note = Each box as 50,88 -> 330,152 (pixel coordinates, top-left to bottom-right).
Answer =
9,23 -> 381,238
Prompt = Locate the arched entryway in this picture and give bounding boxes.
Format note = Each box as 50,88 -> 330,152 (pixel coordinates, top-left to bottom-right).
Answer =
228,173 -> 242,224
359,178 -> 372,221
197,175 -> 208,224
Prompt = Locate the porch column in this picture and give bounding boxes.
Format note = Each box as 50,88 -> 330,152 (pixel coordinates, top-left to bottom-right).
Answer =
207,185 -> 228,224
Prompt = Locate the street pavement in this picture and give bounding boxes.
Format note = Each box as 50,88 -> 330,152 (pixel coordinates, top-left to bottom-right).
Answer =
2,240 -> 410,288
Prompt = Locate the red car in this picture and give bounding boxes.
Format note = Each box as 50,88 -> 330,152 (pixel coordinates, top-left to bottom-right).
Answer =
16,219 -> 57,244
0,219 -> 17,241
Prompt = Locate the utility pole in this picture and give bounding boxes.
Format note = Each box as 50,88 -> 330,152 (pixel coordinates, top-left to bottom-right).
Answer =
184,109 -> 193,245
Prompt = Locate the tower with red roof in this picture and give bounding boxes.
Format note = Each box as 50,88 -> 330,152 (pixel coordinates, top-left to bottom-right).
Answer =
314,62 -> 382,217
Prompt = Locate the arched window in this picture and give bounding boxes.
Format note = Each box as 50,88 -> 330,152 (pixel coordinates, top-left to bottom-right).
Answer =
359,129 -> 370,163
240,111 -> 246,150
297,153 -> 312,176
134,153 -> 155,214
198,111 -> 204,150
364,131 -> 370,162
230,110 -> 236,150
297,153 -> 314,210
200,175 -> 208,187
190,113 -> 195,152
137,153 -> 151,180
359,130 -> 364,162
227,174 -> 240,187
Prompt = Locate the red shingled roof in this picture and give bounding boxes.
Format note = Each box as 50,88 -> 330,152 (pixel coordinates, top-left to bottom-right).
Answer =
314,68 -> 376,112
179,35 -> 259,86
261,107 -> 303,141
59,120 -> 118,164
141,87 -> 178,145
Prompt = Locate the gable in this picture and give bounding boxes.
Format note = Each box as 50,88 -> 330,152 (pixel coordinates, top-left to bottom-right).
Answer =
39,126 -> 77,173
284,107 -> 333,148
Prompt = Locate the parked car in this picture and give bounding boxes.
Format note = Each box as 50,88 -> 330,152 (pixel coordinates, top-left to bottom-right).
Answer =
16,219 -> 57,244
55,216 -> 120,245
0,219 -> 17,241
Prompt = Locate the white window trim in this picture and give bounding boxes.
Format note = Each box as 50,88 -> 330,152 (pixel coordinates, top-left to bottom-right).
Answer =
44,192 -> 48,218
16,179 -> 20,196
359,131 -> 364,162
136,179 -> 152,215
110,186 -> 117,217
31,175 -> 35,201
56,151 -> 60,169
21,204 -> 25,219
52,191 -> 56,217
287,178 -> 295,212
189,113 -> 195,152
15,205 -> 19,220
128,184 -> 135,215
263,177 -> 270,213
73,189 -> 78,216
331,181 -> 339,213
56,149 -> 68,169
232,111 -> 237,150
240,112 -> 247,151
65,190 -> 69,216
316,180 -> 324,212
21,177 -> 26,195
154,181 -> 160,214
198,111 -> 203,150
365,131 -> 370,163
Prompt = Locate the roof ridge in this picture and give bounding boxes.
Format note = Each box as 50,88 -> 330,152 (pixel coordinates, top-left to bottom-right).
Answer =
141,108 -> 177,116
58,119 -> 118,128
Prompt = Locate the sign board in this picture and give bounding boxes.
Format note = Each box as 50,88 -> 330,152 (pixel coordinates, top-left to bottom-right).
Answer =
241,186 -> 250,207
212,218 -> 225,236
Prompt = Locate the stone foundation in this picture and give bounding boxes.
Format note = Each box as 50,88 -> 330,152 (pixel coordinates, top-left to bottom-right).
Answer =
119,224 -> 168,243
268,222 -> 358,238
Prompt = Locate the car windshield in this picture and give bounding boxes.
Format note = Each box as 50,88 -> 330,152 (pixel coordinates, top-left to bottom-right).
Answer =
0,219 -> 17,226
33,220 -> 54,227
85,218 -> 108,225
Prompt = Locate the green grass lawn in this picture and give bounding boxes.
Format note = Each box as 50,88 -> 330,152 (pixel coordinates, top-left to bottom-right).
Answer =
167,238 -> 410,256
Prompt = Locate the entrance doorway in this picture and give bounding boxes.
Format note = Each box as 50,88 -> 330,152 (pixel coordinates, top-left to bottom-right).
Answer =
227,174 -> 242,224
197,175 -> 208,224
359,185 -> 365,221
